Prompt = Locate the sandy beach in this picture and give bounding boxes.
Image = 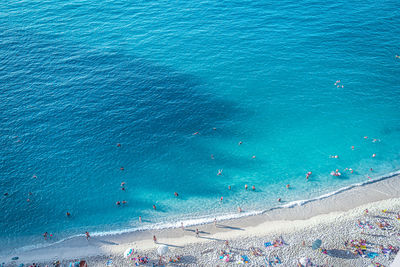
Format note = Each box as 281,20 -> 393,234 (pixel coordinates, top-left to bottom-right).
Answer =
2,174 -> 400,266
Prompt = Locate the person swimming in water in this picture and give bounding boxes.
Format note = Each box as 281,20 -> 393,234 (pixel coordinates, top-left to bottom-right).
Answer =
66,212 -> 70,217
174,192 -> 179,197
117,143 -> 121,147
217,169 -> 223,176
252,185 -> 255,191
120,167 -> 124,171
116,201 -> 121,205
286,184 -> 290,189
153,205 -> 157,210
238,141 -> 243,145
245,184 -> 248,190
228,185 -> 231,190
372,153 -> 376,158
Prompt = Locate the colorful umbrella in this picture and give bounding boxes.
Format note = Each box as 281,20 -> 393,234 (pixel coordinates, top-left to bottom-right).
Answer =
124,248 -> 134,258
312,239 -> 322,250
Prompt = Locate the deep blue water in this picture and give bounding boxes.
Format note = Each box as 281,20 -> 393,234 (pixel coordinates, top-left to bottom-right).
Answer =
1,0 -> 400,255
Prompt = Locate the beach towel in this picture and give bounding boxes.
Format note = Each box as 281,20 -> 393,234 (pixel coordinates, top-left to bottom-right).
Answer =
367,252 -> 378,259
264,242 -> 273,248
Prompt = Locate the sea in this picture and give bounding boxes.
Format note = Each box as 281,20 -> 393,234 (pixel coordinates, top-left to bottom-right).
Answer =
1,0 -> 400,256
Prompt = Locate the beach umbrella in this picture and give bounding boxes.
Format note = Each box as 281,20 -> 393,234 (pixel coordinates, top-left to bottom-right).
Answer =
299,257 -> 309,266
123,248 -> 135,258
312,239 -> 322,250
157,245 -> 169,256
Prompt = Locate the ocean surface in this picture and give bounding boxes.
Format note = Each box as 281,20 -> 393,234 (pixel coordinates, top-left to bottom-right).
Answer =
1,0 -> 400,256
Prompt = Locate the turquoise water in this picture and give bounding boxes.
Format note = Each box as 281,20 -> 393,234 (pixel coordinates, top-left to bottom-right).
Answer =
1,0 -> 400,255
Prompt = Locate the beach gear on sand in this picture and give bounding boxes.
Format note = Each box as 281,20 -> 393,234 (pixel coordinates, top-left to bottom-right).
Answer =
124,248 -> 135,258
264,257 -> 273,267
312,239 -> 322,250
367,252 -> 378,259
157,245 -> 169,256
241,255 -> 250,263
264,242 -> 272,248
106,259 -> 113,266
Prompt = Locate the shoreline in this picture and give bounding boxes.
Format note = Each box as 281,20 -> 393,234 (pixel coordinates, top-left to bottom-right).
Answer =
1,172 -> 399,265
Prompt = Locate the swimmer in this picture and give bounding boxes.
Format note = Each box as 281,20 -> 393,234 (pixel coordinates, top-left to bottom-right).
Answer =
364,136 -> 368,139
351,146 -> 355,150
211,154 -> 214,159
237,207 -> 242,213
85,232 -> 90,240
193,132 -> 199,135
217,169 -> 223,176
329,155 -> 339,158
213,127 -> 216,130
4,192 -> 8,196
174,192 -> 179,197
220,196 -> 223,202
43,232 -> 48,240
121,187 -> 125,191
122,200 -> 127,204
116,143 -> 121,147
277,198 -> 281,202
238,141 -> 243,145
286,184 -> 290,189
372,153 -> 376,158
32,175 -> 37,179
116,201 -> 121,205
370,168 -> 373,172
349,168 -> 354,174
245,184 -> 248,190
252,185 -> 255,191
120,167 -> 124,171
27,198 -> 30,202
153,205 -> 157,210
228,185 -> 231,190
139,216 -> 142,223
252,155 -> 256,159
66,212 -> 70,217
121,182 -> 125,186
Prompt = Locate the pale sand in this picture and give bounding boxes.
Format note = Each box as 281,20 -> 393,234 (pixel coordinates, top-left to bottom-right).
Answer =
2,175 -> 400,266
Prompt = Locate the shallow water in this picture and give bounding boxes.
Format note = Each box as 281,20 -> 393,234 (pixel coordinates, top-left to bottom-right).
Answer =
1,0 -> 400,255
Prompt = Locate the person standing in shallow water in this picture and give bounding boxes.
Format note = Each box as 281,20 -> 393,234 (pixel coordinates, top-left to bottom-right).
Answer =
153,235 -> 157,243
195,228 -> 199,237
85,231 -> 90,240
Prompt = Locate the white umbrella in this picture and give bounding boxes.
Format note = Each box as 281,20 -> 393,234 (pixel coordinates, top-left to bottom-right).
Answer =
299,257 -> 309,266
124,248 -> 134,258
157,245 -> 169,256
